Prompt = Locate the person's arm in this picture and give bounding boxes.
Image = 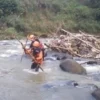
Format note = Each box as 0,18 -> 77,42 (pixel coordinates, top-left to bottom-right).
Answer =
36,51 -> 43,60
24,48 -> 32,54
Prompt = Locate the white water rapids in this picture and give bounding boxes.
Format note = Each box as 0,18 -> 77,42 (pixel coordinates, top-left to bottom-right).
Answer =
0,39 -> 99,100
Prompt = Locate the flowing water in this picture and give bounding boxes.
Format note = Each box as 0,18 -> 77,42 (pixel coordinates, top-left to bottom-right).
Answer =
0,39 -> 100,100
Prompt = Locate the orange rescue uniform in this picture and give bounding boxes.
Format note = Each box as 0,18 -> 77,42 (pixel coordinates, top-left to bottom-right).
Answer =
34,50 -> 43,64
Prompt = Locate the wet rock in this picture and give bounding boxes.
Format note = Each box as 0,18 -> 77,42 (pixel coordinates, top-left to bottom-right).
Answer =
60,59 -> 87,75
66,80 -> 79,87
53,53 -> 73,60
42,80 -> 79,89
87,61 -> 98,64
51,51 -> 73,60
79,59 -> 100,65
44,50 -> 73,61
92,88 -> 100,100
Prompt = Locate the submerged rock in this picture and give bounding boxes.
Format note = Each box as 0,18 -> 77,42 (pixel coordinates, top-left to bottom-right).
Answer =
60,59 -> 87,75
45,50 -> 73,61
92,88 -> 100,100
41,80 -> 96,100
52,53 -> 73,60
42,80 -> 79,89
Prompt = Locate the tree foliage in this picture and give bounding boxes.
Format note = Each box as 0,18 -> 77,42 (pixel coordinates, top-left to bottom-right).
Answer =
0,0 -> 100,35
86,0 -> 100,8
0,0 -> 19,17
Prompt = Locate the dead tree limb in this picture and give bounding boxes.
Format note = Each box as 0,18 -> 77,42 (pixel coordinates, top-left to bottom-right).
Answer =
61,29 -> 100,53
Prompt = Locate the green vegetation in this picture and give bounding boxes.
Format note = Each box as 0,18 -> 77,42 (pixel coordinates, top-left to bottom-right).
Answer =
0,0 -> 100,39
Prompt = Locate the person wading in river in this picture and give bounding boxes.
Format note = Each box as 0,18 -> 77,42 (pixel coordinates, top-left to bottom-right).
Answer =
27,34 -> 45,60
25,41 -> 44,72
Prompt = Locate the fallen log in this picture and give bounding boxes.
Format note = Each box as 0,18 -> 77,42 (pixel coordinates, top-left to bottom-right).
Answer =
47,29 -> 100,59
61,29 -> 100,53
45,43 -> 86,57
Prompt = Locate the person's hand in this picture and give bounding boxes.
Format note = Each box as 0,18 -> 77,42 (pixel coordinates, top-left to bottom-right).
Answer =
25,49 -> 31,54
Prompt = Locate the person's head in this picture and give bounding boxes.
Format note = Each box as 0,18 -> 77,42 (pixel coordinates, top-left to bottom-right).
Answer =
33,41 -> 40,48
28,34 -> 35,41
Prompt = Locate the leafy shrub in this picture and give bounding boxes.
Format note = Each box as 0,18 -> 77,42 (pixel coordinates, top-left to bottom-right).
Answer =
0,0 -> 19,17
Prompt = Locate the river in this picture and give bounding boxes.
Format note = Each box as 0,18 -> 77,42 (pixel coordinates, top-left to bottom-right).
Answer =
0,39 -> 100,100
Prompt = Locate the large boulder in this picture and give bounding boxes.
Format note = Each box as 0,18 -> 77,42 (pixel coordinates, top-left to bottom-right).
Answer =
60,59 -> 87,75
92,88 -> 100,100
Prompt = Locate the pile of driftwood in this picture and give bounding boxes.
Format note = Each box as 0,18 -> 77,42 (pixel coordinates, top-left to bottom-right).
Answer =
45,29 -> 100,59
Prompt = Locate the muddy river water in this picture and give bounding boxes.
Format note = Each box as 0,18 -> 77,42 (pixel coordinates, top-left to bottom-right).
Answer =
0,39 -> 100,100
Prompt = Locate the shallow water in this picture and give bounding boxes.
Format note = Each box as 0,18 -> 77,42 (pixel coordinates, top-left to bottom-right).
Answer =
0,39 -> 99,100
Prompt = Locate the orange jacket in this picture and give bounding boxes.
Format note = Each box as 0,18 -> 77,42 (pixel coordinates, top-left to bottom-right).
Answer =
34,51 -> 43,64
25,49 -> 43,64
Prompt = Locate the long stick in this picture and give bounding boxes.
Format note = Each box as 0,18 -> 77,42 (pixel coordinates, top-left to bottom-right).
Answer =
20,38 -> 28,62
16,38 -> 44,71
